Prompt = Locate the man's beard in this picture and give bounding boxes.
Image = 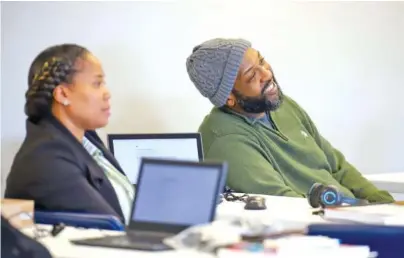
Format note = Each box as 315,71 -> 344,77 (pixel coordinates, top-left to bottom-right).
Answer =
232,80 -> 284,113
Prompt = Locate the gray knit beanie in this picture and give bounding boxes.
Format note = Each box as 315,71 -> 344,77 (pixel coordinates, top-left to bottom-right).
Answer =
186,38 -> 251,107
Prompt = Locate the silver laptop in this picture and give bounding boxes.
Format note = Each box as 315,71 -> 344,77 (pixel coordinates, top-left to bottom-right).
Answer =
72,158 -> 227,251
107,133 -> 204,184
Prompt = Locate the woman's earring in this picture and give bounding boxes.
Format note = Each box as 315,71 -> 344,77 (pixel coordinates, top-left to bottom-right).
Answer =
63,100 -> 70,106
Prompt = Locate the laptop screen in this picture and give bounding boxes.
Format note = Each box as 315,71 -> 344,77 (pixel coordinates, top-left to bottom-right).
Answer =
108,134 -> 203,184
130,160 -> 222,227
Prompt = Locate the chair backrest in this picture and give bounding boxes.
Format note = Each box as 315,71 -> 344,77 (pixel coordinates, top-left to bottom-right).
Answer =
34,211 -> 125,231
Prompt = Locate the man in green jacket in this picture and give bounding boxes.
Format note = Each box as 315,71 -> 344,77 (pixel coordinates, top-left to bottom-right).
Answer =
186,38 -> 394,203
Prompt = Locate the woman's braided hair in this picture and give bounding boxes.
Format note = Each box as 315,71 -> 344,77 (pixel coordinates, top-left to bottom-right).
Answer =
25,44 -> 89,123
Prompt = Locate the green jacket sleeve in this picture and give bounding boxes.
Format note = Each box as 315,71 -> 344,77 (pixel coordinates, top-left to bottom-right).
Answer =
294,102 -> 394,203
206,134 -> 303,197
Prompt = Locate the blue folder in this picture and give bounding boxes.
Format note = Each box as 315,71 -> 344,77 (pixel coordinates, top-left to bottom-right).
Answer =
34,211 -> 125,231
307,223 -> 404,258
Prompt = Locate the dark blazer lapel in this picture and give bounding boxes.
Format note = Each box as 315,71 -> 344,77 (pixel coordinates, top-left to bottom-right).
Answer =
85,131 -> 126,175
85,161 -> 124,218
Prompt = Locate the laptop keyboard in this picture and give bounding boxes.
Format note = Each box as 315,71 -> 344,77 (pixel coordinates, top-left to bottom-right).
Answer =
118,231 -> 169,244
73,231 -> 173,251
107,235 -> 162,250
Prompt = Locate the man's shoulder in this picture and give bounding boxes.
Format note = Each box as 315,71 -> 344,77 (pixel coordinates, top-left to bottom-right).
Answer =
280,95 -> 304,111
275,95 -> 310,120
198,107 -> 252,136
198,107 -> 256,152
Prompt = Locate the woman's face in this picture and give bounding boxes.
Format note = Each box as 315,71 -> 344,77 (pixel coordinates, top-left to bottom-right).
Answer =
54,53 -> 111,130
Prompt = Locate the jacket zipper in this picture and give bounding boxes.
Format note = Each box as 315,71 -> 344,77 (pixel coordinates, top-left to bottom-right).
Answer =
267,112 -> 288,141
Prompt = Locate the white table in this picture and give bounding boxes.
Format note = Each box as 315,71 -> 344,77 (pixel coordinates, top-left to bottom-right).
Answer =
364,172 -> 404,200
39,229 -> 211,258
216,195 -> 326,230
23,195 -> 325,258
23,224 -> 214,258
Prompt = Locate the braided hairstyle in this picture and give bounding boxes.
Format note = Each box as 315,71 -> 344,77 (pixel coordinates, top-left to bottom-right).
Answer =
25,44 -> 89,123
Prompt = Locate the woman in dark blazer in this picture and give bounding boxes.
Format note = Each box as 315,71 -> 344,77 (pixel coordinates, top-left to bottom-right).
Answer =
5,44 -> 134,223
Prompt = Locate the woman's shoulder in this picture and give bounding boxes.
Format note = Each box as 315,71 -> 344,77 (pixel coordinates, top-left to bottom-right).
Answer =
23,118 -> 75,154
6,119 -> 88,194
11,118 -> 86,174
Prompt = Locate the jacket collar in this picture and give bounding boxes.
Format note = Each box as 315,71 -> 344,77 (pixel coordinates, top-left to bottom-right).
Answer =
33,116 -> 125,174
217,106 -> 267,125
27,115 -> 84,147
85,131 -> 125,173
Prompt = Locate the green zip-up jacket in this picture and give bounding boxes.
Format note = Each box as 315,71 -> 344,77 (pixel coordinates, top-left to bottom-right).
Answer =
199,96 -> 394,203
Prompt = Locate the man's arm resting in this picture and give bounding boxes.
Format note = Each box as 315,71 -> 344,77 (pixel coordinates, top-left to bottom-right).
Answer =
206,134 -> 303,197
317,138 -> 394,203
297,108 -> 395,203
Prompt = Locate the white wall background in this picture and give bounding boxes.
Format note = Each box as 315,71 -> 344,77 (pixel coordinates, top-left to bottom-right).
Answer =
2,1 -> 404,195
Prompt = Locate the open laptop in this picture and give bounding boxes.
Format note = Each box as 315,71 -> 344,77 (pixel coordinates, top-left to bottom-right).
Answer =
107,133 -> 204,184
71,157 -> 228,251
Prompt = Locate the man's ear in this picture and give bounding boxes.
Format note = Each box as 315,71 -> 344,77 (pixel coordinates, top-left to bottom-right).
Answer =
226,92 -> 236,107
52,84 -> 70,105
